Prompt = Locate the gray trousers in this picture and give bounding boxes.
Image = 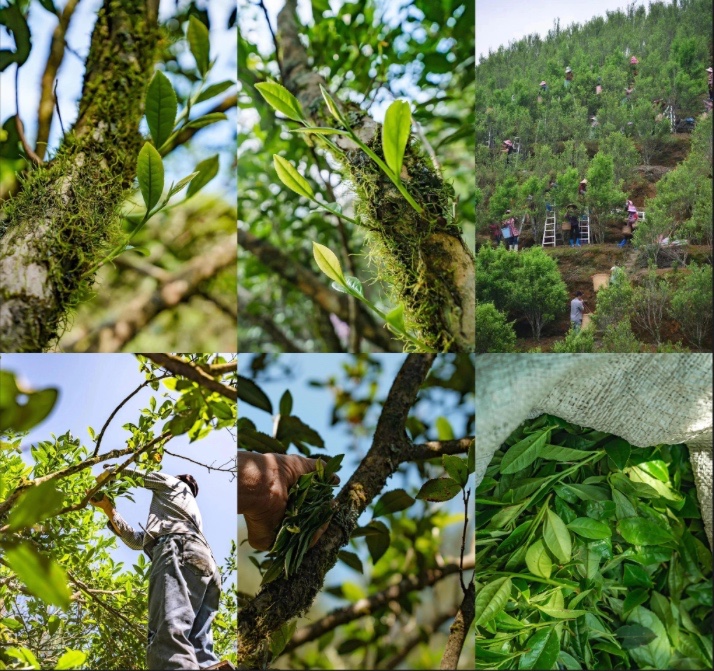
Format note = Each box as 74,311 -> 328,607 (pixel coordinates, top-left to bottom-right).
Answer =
147,534 -> 221,670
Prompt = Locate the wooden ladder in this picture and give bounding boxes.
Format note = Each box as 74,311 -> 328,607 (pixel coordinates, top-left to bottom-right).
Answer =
579,209 -> 591,245
542,209 -> 557,247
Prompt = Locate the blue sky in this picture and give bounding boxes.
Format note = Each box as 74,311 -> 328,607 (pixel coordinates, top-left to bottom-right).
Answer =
0,0 -> 236,199
477,0 -> 649,62
2,354 -> 236,578
238,354 -> 474,608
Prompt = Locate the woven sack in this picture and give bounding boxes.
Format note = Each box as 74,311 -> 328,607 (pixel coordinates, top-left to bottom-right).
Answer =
476,354 -> 713,548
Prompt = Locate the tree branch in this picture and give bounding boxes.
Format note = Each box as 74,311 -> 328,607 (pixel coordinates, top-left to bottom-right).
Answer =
439,580 -> 475,670
406,438 -> 474,461
35,0 -> 81,158
378,610 -> 456,670
0,431 -> 170,523
139,354 -> 237,402
283,558 -> 474,654
238,286 -> 305,353
238,228 -> 399,352
237,354 -> 436,666
92,374 -> 170,457
60,236 -> 236,352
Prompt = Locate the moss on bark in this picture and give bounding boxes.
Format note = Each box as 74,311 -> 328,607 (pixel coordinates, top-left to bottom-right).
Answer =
0,0 -> 159,351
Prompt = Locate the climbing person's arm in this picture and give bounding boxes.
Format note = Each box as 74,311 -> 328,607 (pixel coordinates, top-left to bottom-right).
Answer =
238,451 -> 339,551
89,494 -> 145,550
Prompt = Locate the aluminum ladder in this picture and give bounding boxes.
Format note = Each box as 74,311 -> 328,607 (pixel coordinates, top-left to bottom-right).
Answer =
579,209 -> 591,245
542,207 -> 557,247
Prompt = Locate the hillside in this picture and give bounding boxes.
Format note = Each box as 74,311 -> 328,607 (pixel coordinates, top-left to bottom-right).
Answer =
475,0 -> 712,353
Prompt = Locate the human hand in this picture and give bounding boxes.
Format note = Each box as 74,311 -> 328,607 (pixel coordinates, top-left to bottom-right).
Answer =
238,452 -> 339,551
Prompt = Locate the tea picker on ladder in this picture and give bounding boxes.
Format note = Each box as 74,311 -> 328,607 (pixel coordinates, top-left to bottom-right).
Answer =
89,469 -> 233,670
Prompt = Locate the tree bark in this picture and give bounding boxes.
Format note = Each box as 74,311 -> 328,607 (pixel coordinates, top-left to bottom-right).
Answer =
440,580 -> 475,670
275,0 -> 475,352
0,0 -> 160,352
237,354 -> 435,667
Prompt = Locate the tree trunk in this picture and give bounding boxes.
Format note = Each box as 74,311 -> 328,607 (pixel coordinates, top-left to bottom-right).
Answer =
0,0 -> 160,351
276,0 -> 475,352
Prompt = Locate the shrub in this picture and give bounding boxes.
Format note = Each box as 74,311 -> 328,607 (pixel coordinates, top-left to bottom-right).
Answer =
592,269 -> 634,332
508,248 -> 568,339
552,325 -> 595,352
630,266 -> 671,344
475,244 -> 520,314
599,318 -> 642,352
475,303 -> 516,353
669,264 -> 713,350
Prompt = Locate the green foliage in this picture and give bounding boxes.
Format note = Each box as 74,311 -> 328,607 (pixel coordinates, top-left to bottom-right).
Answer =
669,264 -> 713,350
630,266 -> 672,344
599,317 -> 642,353
475,303 -> 516,353
509,248 -> 568,340
552,325 -> 595,353
477,414 -> 713,670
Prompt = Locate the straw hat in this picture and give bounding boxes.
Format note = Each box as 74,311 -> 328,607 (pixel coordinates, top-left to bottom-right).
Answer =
565,66 -> 572,74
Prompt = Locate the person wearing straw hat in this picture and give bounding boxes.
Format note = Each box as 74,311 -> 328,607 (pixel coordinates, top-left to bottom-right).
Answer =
502,139 -> 515,165
707,67 -> 713,101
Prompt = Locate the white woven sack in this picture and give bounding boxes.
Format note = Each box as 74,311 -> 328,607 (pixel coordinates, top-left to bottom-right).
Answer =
475,354 -> 713,548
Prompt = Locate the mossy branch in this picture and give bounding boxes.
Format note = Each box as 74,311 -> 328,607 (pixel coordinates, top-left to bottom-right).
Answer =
0,0 -> 160,352
276,0 -> 474,352
237,354 -> 436,667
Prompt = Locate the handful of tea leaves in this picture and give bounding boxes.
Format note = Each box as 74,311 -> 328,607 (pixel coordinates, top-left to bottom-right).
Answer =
476,414 -> 713,670
260,454 -> 343,586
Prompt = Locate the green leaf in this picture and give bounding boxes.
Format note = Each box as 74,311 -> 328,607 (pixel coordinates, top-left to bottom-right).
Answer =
364,520 -> 390,564
279,390 -> 293,417
0,4 -> 31,72
255,81 -> 305,122
499,429 -> 550,474
6,481 -> 64,532
618,518 -> 674,545
4,647 -> 40,670
269,619 -> 296,660
137,142 -> 164,212
195,80 -> 234,103
168,171 -> 199,198
382,99 -> 411,177
560,483 -> 610,501
338,550 -> 363,573
273,154 -> 314,200
622,588 -> 649,615
237,375 -> 272,413
187,16 -> 210,76
55,650 -> 88,670
322,454 -> 343,480
0,371 -> 58,433
415,477 -> 461,502
566,517 -> 612,540
145,70 -> 177,149
535,607 -> 588,619
604,437 -> 631,470
623,563 -> 653,588
525,539 -> 552,579
557,651 -> 582,670
518,626 -> 560,670
186,154 -> 219,198
615,623 -> 658,648
475,577 -> 511,626
319,84 -> 346,125
184,112 -> 228,129
544,508 -> 572,563
312,242 -> 346,284
331,275 -> 363,296
38,0 -> 57,13
3,542 -> 71,609
373,489 -> 415,518
442,454 -> 468,487
384,304 -> 406,334
538,444 -> 593,461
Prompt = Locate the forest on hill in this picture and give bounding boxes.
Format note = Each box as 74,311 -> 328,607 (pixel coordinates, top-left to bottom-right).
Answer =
475,0 -> 713,353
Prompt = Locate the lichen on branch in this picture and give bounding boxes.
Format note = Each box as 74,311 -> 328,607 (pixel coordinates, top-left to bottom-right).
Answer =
0,0 -> 160,352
